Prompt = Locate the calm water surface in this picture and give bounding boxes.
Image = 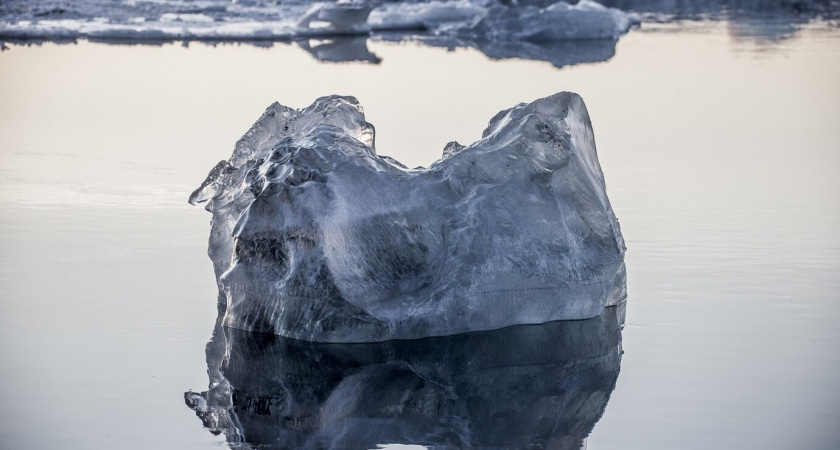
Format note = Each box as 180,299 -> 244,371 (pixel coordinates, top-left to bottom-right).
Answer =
1,20 -> 839,449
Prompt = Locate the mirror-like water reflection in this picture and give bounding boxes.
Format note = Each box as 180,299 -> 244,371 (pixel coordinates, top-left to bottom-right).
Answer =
186,303 -> 625,449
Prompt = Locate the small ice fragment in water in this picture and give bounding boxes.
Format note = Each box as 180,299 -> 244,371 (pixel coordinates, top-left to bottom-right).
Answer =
191,92 -> 626,343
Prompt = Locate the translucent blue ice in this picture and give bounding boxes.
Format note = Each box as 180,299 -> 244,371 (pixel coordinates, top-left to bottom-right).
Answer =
191,92 -> 626,342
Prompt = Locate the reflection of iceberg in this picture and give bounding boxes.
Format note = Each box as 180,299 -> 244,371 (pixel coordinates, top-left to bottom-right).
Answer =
600,0 -> 839,42
600,0 -> 839,22
190,92 -> 626,342
296,36 -> 381,63
381,32 -> 620,67
471,37 -> 618,66
185,303 -> 625,449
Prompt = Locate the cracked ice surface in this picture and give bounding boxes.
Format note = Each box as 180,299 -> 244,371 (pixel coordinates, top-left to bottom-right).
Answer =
191,92 -> 626,342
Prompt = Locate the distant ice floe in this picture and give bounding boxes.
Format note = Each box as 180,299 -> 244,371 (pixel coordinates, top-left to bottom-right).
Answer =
0,0 -> 640,65
3,0 -> 836,65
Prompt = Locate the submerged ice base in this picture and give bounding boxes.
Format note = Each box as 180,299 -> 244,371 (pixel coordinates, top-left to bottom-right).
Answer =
191,92 -> 626,342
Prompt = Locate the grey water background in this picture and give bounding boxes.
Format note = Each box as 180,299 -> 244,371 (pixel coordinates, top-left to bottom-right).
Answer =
1,8 -> 840,450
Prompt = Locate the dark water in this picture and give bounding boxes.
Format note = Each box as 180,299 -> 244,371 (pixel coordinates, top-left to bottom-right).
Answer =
1,6 -> 839,449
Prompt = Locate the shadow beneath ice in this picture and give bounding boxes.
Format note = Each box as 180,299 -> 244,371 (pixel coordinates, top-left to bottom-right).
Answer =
598,0 -> 839,22
599,0 -> 840,42
185,303 -> 626,450
0,33 -> 615,68
375,32 -> 619,68
296,36 -> 382,63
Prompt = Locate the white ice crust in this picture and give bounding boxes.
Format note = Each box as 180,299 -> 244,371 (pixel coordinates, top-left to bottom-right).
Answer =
0,0 -> 639,41
191,92 -> 626,343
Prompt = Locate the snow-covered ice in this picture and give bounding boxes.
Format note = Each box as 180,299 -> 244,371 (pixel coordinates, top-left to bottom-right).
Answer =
0,0 -> 639,42
190,92 -> 626,342
0,0 -> 640,67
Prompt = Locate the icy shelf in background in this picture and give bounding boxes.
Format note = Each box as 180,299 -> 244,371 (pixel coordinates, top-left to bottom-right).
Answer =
0,0 -> 639,41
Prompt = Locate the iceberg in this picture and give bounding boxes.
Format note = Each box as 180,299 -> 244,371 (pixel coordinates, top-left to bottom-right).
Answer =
185,303 -> 625,449
190,92 -> 626,343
